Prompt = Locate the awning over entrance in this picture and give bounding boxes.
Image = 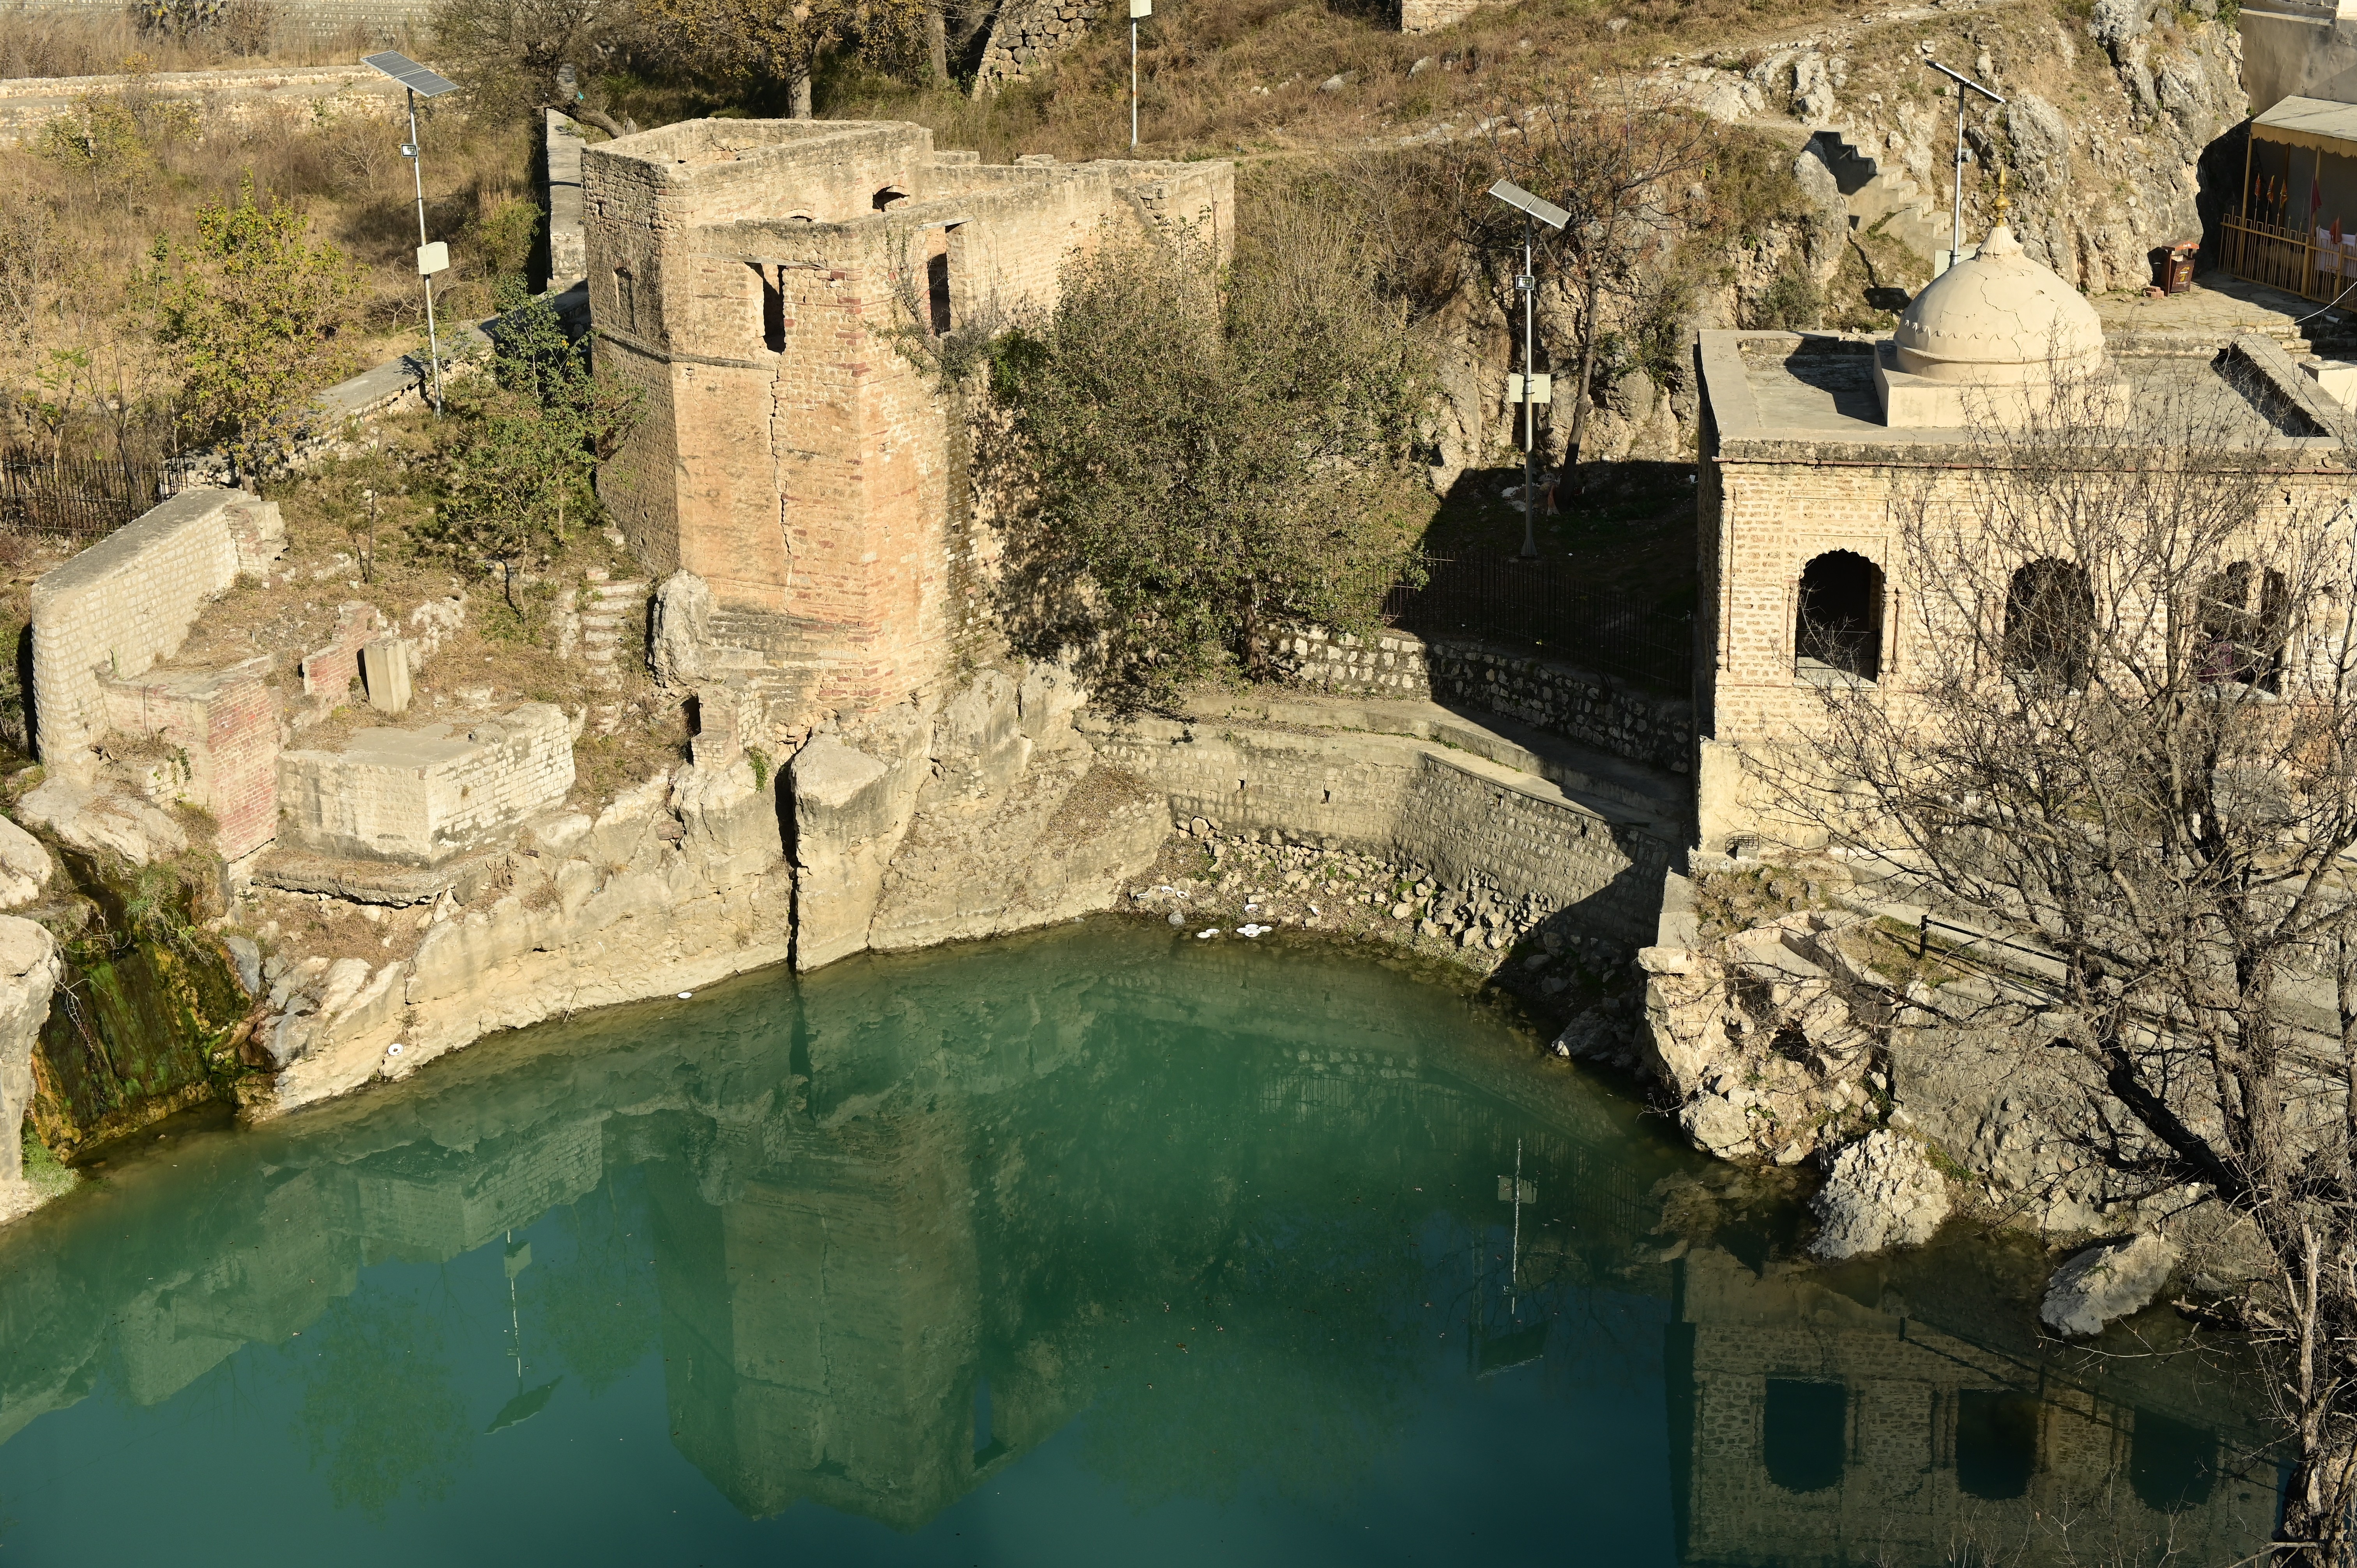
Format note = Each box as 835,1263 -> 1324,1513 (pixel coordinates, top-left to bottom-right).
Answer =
2253,95 -> 2357,158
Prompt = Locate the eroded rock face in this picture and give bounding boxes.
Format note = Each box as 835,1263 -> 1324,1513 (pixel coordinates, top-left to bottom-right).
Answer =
17,775 -> 188,866
1809,1131 -> 1952,1261
650,570 -> 714,689
2041,1232 -> 2179,1336
0,916 -> 63,1221
0,816 -> 55,909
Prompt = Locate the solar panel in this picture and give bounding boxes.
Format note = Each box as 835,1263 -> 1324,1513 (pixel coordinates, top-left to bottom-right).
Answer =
362,51 -> 461,97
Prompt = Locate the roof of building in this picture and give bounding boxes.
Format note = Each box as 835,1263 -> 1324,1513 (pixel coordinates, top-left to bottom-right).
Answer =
1891,224 -> 2106,383
2252,95 -> 2357,155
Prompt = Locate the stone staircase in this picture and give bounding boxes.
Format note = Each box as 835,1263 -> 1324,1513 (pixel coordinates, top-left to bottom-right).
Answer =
580,571 -> 649,732
698,606 -> 836,718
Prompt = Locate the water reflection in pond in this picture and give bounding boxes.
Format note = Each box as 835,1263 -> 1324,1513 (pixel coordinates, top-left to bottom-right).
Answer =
0,926 -> 2277,1565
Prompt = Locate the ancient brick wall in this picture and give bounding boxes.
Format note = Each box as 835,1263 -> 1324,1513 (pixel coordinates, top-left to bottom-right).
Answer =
30,488 -> 280,769
277,705 -> 574,865
101,662 -> 283,862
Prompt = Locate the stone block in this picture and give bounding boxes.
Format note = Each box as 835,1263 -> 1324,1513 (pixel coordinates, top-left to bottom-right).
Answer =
361,638 -> 412,715
100,657 -> 282,861
277,703 -> 576,866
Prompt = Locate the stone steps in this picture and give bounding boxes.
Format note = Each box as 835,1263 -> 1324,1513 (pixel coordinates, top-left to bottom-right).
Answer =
577,575 -> 648,691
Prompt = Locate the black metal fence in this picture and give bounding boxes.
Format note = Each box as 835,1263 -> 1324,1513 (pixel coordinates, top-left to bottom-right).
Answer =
0,456 -> 177,541
1380,555 -> 1694,692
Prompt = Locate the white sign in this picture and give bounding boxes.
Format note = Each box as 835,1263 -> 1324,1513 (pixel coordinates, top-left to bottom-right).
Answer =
1506,373 -> 1552,404
416,240 -> 450,277
1130,0 -> 1151,16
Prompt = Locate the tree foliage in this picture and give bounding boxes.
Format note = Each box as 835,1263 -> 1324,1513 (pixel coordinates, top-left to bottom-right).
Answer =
990,198 -> 1431,709
420,278 -> 643,606
150,175 -> 359,480
431,0 -> 645,132
643,0 -> 930,115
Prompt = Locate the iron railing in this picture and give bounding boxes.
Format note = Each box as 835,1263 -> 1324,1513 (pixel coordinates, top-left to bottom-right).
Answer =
1379,555 -> 1693,692
0,456 -> 178,540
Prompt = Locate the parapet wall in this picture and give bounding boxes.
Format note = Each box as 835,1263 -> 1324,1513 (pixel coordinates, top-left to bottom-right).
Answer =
30,487 -> 283,770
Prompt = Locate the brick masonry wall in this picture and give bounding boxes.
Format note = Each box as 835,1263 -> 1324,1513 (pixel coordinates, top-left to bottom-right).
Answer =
30,488 -> 269,768
101,661 -> 283,862
277,704 -> 575,865
1279,625 -> 1694,777
1085,716 -> 1672,941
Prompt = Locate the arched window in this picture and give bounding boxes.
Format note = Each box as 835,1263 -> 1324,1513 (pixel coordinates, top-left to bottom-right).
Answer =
2198,560 -> 2289,692
2004,559 -> 2095,689
1795,550 -> 1883,680
873,186 -> 910,211
1763,1379 -> 1847,1494
1955,1390 -> 2039,1500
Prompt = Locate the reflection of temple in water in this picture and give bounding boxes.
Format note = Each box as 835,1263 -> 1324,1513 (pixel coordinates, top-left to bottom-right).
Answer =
1670,1245 -> 2276,1567
0,938 -> 2283,1561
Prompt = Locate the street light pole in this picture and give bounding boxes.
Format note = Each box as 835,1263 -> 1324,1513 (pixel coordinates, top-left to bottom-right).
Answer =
1129,0 -> 1151,148
403,87 -> 445,415
1922,58 -> 2005,269
1519,213 -> 1537,561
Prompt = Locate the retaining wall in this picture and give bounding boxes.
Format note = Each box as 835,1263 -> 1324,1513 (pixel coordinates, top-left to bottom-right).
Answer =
0,63 -> 405,148
1278,625 -> 1694,778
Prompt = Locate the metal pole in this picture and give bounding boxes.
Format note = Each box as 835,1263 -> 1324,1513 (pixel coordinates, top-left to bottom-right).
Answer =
1519,214 -> 1537,561
407,87 -> 444,414
1950,90 -> 1966,264
1131,19 -> 1139,149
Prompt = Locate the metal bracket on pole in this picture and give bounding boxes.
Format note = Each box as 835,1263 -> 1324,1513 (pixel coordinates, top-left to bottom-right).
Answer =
1922,58 -> 2005,266
362,51 -> 460,415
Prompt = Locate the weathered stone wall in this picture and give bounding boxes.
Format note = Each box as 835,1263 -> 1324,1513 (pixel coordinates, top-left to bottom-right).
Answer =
1084,711 -> 1673,941
277,705 -> 576,866
0,0 -> 428,41
29,487 -> 284,772
1280,625 -> 1694,778
975,0 -> 1104,92
0,64 -> 406,148
546,109 -> 586,285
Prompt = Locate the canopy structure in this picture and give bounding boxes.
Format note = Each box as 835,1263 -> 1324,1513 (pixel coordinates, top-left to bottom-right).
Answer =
2223,95 -> 2357,300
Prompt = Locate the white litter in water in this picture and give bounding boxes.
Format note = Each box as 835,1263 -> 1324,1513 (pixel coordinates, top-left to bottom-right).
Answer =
677,991 -> 693,999
385,1042 -> 404,1056
1198,929 -> 1221,939
1238,923 -> 1270,937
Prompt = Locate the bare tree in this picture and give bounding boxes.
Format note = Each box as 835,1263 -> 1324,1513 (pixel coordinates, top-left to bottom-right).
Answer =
1453,79 -> 1709,484
1752,357 -> 2357,1564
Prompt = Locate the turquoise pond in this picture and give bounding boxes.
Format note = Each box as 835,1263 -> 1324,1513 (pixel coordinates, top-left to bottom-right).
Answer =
0,923 -> 2279,1565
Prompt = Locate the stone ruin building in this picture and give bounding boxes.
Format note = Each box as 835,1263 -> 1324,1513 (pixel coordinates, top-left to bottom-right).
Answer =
583,118 -> 1232,733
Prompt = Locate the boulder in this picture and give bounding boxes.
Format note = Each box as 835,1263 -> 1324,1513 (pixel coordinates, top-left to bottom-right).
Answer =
1809,1131 -> 1952,1261
2041,1232 -> 2179,1336
16,775 -> 187,865
0,815 -> 54,908
650,570 -> 714,688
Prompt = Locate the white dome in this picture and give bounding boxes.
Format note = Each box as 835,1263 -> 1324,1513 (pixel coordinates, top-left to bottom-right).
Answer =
1892,224 -> 2104,385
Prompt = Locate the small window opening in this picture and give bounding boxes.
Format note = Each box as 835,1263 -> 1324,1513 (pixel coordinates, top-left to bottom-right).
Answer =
1795,549 -> 1883,680
2198,560 -> 2289,692
754,264 -> 784,352
873,185 -> 910,211
1763,1379 -> 1846,1494
2129,1409 -> 2217,1512
1956,1390 -> 2039,1500
615,267 -> 636,332
927,228 -> 952,336
2004,559 -> 2096,690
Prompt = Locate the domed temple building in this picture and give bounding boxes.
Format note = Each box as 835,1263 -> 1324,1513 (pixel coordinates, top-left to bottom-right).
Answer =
1690,219 -> 2357,851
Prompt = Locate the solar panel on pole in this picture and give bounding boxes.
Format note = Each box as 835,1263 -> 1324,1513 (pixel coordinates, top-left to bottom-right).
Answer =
362,51 -> 461,97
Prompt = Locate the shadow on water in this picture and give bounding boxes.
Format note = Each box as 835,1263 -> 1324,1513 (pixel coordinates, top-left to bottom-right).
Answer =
0,922 -> 2284,1564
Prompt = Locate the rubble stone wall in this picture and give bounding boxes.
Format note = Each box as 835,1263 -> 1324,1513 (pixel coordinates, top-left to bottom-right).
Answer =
1281,625 -> 1694,777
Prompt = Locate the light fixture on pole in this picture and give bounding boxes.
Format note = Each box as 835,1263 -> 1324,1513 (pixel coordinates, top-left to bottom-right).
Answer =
363,50 -> 462,413
1921,58 -> 2003,274
1487,179 -> 1568,562
1129,0 -> 1151,150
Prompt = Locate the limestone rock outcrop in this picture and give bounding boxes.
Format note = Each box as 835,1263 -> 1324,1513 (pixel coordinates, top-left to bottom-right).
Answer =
0,916 -> 63,1221
1809,1131 -> 1952,1261
787,661 -> 1169,967
2041,1233 -> 2180,1337
17,775 -> 189,866
0,816 -> 55,909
